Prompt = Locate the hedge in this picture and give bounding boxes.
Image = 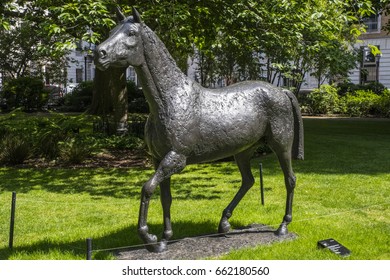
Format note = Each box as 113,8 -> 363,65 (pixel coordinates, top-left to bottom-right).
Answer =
300,83 -> 390,117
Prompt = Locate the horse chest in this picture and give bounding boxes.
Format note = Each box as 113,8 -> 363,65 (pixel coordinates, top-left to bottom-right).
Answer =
144,108 -> 200,160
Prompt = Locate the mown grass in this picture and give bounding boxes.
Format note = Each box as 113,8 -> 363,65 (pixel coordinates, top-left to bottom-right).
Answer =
0,117 -> 389,260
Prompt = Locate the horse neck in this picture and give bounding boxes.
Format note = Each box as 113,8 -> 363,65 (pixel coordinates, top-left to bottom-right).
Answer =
135,25 -> 189,114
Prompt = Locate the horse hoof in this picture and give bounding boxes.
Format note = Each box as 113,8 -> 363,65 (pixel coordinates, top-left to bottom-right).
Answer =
139,231 -> 158,245
163,230 -> 173,240
275,224 -> 288,236
218,219 -> 231,234
145,240 -> 168,253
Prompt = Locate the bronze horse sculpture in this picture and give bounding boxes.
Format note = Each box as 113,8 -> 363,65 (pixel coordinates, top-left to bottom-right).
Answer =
95,8 -> 304,253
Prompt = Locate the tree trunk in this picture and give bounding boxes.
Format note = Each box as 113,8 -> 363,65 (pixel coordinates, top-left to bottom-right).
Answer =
90,67 -> 128,135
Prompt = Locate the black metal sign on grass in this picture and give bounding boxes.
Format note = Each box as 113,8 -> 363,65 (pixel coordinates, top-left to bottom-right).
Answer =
318,238 -> 351,257
9,191 -> 16,250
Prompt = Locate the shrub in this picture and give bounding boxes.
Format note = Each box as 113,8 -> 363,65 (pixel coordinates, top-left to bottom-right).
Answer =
377,90 -> 390,117
360,82 -> 386,95
0,77 -> 48,111
63,81 -> 93,112
304,85 -> 340,115
127,80 -> 148,113
341,90 -> 381,117
336,82 -> 358,96
58,137 -> 91,164
0,133 -> 31,164
34,114 -> 93,159
85,133 -> 144,150
337,81 -> 386,96
128,113 -> 147,137
0,112 -> 95,161
0,112 -> 146,165
61,80 -> 148,113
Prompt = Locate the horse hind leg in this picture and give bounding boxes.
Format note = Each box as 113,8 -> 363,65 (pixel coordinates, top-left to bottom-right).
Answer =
218,148 -> 255,233
269,141 -> 296,236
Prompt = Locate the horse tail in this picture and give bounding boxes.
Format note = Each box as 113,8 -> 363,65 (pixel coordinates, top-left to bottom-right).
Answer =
283,89 -> 304,160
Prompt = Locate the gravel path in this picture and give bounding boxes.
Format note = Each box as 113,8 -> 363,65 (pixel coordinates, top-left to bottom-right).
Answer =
115,224 -> 297,260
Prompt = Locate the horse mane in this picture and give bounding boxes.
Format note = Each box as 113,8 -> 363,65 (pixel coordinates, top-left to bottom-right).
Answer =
140,25 -> 187,93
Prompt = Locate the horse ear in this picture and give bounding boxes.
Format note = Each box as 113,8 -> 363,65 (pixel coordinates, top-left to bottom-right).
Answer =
132,7 -> 142,23
114,6 -> 126,22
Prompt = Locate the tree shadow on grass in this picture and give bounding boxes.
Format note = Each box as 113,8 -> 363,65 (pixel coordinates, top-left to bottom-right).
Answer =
0,164 -> 234,200
0,147 -> 387,202
0,167 -> 149,197
0,220 -> 222,260
1,116 -> 390,199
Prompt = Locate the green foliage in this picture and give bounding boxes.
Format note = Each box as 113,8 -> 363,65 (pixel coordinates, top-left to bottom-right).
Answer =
63,81 -> 94,112
303,85 -> 340,115
336,82 -> 390,117
33,114 -> 96,160
0,77 -> 48,112
86,134 -> 144,151
1,0 -> 376,112
378,90 -> 390,117
0,112 -> 146,166
58,137 -> 91,164
0,5 -> 70,81
129,0 -> 371,91
60,81 -> 149,113
127,113 -> 148,138
359,82 -> 387,96
0,112 -> 96,162
0,133 -> 30,165
337,81 -> 386,96
301,82 -> 390,118
127,80 -> 148,113
337,82 -> 358,96
310,42 -> 359,88
36,123 -> 70,160
341,90 -> 382,117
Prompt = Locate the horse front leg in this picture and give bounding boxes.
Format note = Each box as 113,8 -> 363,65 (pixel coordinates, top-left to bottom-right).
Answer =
138,151 -> 186,253
160,178 -> 173,241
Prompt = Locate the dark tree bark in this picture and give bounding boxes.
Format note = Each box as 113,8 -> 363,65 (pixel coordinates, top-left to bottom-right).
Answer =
90,67 -> 128,134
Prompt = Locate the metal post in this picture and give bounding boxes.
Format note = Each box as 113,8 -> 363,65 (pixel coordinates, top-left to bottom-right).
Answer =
375,54 -> 381,83
9,191 -> 16,249
86,238 -> 92,260
84,56 -> 87,81
259,163 -> 264,206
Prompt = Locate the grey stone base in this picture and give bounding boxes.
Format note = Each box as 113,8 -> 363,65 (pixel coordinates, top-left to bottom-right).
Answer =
115,224 -> 297,260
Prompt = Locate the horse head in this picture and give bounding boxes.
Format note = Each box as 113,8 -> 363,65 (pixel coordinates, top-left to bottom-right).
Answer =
95,7 -> 144,70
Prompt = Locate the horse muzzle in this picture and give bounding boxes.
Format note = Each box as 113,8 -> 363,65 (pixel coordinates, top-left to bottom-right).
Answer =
94,46 -> 110,71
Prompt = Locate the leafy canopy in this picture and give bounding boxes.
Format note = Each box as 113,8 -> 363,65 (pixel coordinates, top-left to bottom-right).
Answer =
0,0 -> 379,89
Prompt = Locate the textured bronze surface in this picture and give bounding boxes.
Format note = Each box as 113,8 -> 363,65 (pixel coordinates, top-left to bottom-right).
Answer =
95,7 -> 304,253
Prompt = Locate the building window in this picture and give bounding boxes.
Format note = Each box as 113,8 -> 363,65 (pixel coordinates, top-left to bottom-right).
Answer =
360,46 -> 380,84
75,40 -> 83,56
127,67 -> 136,82
363,14 -> 380,33
76,68 -> 83,83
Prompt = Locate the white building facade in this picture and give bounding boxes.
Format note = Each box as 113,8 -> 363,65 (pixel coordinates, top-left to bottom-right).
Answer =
348,13 -> 390,88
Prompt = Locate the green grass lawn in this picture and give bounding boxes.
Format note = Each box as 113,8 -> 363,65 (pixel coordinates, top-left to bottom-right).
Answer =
0,117 -> 389,259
